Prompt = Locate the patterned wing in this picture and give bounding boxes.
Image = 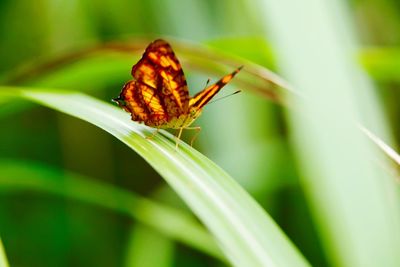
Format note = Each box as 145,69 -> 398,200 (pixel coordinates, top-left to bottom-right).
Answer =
114,80 -> 168,127
189,66 -> 242,110
131,39 -> 190,119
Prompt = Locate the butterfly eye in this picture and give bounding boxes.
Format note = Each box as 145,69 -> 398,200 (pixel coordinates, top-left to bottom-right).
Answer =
112,97 -> 126,106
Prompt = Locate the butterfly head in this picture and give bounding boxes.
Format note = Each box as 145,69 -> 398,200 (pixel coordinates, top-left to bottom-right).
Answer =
112,95 -> 125,105
112,96 -> 131,114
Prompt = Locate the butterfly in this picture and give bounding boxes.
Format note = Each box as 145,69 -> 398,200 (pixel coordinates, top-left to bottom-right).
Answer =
112,39 -> 242,147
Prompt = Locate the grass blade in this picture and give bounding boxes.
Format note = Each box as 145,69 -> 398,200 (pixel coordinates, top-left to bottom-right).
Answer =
0,239 -> 9,267
1,87 -> 310,267
123,224 -> 174,267
258,1 -> 400,266
0,160 -> 223,261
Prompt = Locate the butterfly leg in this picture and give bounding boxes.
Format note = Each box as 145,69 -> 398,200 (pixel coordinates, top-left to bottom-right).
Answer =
145,128 -> 160,140
175,127 -> 184,149
186,126 -> 201,147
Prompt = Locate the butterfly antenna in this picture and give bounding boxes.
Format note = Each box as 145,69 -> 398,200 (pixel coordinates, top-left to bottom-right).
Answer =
203,78 -> 211,90
207,90 -> 241,105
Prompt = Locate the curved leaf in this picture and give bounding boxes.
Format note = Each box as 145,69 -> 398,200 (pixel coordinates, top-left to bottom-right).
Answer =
1,86 -> 310,267
0,238 -> 9,267
0,159 -> 224,261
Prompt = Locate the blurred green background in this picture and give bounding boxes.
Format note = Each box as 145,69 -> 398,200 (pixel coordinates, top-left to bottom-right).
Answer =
1,0 -> 400,266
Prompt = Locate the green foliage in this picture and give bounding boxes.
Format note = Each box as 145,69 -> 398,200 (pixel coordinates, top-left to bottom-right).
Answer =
1,0 -> 400,267
0,159 -> 223,260
0,238 -> 9,267
1,88 -> 310,267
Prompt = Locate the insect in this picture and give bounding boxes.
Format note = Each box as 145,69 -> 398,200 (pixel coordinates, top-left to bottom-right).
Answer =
112,39 -> 242,148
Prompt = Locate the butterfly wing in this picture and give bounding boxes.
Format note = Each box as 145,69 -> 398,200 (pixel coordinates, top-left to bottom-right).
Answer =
115,80 -> 168,127
114,39 -> 242,129
189,66 -> 242,110
131,39 -> 190,119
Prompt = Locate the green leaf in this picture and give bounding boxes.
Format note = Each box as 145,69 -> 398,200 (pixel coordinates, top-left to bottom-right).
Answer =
0,159 -> 223,261
0,238 -> 9,267
360,47 -> 400,82
123,224 -> 174,267
258,1 -> 400,267
0,86 -> 310,267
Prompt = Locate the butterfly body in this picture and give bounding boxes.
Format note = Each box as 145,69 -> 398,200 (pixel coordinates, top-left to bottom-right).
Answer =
113,39 -> 241,145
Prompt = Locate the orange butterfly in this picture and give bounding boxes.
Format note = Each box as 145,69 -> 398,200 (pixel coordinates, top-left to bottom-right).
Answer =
113,39 -> 242,147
